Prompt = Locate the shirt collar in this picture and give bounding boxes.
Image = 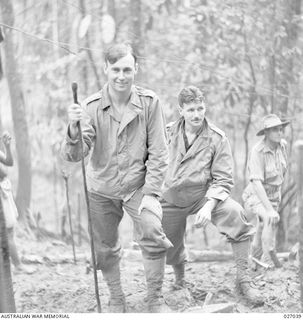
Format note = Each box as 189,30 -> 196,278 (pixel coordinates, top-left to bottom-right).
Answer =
262,138 -> 282,154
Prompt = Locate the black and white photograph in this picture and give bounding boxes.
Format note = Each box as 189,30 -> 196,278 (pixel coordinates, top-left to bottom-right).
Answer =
0,0 -> 302,317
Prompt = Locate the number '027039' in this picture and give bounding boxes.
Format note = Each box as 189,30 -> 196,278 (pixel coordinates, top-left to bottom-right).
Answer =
283,314 -> 302,319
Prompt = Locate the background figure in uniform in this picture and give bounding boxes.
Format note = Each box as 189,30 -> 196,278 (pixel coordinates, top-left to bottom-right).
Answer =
161,86 -> 263,306
0,131 -> 35,274
61,43 -> 172,313
242,114 -> 290,268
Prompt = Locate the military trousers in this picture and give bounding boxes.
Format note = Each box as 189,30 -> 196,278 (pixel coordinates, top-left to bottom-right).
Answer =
161,196 -> 255,266
89,188 -> 172,271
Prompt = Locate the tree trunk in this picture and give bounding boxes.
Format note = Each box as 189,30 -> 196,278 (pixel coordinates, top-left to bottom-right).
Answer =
79,0 -> 102,91
269,1 -> 277,113
108,0 -> 116,23
106,0 -> 117,43
52,0 -> 60,60
0,101 -> 3,139
0,198 -> 16,312
53,158 -> 59,233
78,0 -> 90,93
296,142 -> 303,312
130,0 -> 142,53
130,0 -> 145,83
276,0 -> 301,115
0,27 -> 4,134
275,0 -> 301,250
242,25 -> 257,183
0,52 -> 3,81
0,0 -> 32,222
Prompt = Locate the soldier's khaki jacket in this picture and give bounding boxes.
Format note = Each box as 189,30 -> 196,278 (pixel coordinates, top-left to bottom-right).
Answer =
61,84 -> 168,200
162,117 -> 234,207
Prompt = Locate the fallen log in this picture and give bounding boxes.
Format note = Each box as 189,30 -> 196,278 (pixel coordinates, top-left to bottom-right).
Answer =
187,249 -> 292,263
187,249 -> 233,262
22,253 -> 89,265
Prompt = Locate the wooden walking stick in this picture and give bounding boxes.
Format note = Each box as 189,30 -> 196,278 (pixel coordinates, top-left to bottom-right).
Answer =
62,172 -> 77,264
77,193 -> 82,246
72,82 -> 101,313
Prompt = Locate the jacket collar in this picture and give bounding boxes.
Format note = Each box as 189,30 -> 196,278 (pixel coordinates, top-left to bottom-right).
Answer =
177,118 -> 211,162
100,84 -> 143,136
100,83 -> 142,110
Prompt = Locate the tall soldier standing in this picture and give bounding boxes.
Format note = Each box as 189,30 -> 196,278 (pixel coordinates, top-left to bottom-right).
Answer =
61,43 -> 172,313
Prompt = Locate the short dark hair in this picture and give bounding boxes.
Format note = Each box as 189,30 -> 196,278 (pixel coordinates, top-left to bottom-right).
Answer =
178,86 -> 205,108
104,43 -> 137,64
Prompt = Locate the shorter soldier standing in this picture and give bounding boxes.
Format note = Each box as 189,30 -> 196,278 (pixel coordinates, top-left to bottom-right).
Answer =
242,114 -> 290,268
161,86 -> 263,305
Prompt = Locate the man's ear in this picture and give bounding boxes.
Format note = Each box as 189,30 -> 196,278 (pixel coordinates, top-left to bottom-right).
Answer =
103,62 -> 108,75
134,62 -> 139,74
178,106 -> 183,115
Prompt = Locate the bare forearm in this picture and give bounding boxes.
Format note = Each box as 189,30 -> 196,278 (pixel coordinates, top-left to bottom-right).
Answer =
206,198 -> 219,211
2,147 -> 13,166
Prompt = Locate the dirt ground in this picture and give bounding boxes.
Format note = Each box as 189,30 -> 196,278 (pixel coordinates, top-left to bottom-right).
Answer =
11,233 -> 300,314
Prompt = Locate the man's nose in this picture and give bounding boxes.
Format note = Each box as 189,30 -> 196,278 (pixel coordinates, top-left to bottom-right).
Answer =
118,71 -> 125,79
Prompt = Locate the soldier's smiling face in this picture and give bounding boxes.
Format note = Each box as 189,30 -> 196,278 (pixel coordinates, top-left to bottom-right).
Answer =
104,53 -> 138,94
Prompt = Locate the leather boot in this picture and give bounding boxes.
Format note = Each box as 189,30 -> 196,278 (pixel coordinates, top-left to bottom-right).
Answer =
232,240 -> 264,306
143,257 -> 171,312
102,264 -> 126,313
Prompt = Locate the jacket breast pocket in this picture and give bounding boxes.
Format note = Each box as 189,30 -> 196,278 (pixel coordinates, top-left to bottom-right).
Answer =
128,116 -> 146,150
265,166 -> 279,185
